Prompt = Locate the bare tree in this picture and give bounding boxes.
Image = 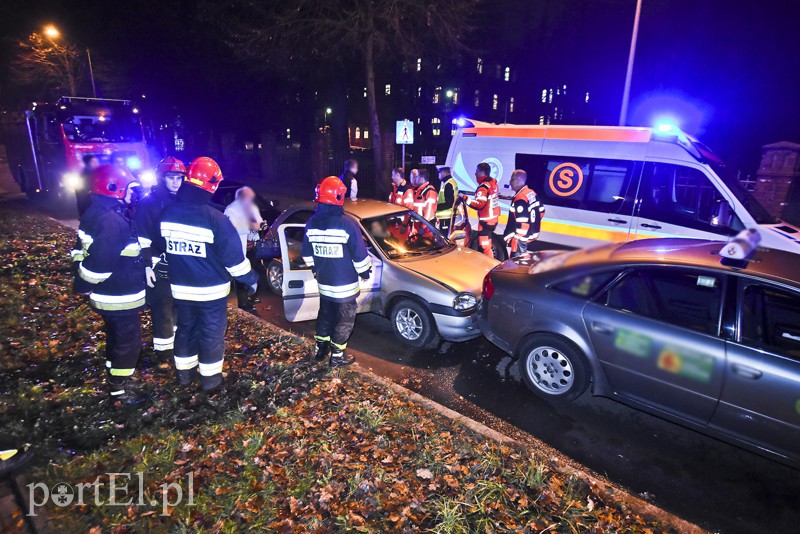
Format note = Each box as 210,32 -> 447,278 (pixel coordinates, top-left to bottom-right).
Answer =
12,32 -> 85,97
219,0 -> 479,196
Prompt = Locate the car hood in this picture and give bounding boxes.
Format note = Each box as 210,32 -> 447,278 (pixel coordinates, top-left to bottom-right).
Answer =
400,247 -> 499,294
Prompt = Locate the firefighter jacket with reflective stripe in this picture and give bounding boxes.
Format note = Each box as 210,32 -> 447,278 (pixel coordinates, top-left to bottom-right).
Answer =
72,194 -> 146,313
301,203 -> 371,303
504,185 -> 546,244
158,185 -> 257,302
466,177 -> 500,225
436,177 -> 459,220
413,182 -> 438,221
134,185 -> 175,266
389,180 -> 414,209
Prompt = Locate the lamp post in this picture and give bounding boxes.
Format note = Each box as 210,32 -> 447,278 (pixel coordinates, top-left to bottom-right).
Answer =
619,0 -> 642,126
43,24 -> 97,98
323,107 -> 332,130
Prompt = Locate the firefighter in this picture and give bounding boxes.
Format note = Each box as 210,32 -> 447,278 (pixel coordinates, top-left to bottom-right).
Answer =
461,162 -> 500,257
302,176 -> 372,367
435,166 -> 459,238
159,157 -> 257,391
72,164 -> 147,404
504,169 -> 546,257
389,167 -> 414,208
411,168 -> 438,222
134,157 -> 185,362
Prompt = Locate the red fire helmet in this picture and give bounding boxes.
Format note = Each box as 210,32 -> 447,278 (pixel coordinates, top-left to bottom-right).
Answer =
315,176 -> 347,206
185,157 -> 223,194
91,164 -> 137,199
156,156 -> 186,176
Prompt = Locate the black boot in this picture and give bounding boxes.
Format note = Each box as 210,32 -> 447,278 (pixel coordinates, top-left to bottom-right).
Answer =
200,373 -> 223,392
329,350 -> 355,367
177,367 -> 197,386
109,380 -> 148,405
314,340 -> 330,361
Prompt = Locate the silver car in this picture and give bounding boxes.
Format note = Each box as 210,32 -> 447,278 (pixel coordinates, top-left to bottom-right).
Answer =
265,200 -> 498,347
479,237 -> 800,467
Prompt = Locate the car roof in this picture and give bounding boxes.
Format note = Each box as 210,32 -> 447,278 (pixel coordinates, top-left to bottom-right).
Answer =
288,199 -> 408,220
561,237 -> 800,289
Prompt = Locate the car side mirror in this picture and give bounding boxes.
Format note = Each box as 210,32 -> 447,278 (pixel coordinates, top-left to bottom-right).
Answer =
449,230 -> 467,243
711,200 -> 733,228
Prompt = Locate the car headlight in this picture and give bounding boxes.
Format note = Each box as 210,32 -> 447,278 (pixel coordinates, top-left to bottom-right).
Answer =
63,172 -> 84,191
139,170 -> 157,187
126,156 -> 142,170
453,292 -> 477,311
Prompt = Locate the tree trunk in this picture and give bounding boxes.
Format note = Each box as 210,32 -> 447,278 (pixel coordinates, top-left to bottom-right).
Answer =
364,34 -> 386,200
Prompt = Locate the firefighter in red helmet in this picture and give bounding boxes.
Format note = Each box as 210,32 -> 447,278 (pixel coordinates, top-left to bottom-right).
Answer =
72,164 -> 147,404
461,162 -> 500,257
134,157 -> 185,362
158,157 -> 257,391
302,176 -> 372,366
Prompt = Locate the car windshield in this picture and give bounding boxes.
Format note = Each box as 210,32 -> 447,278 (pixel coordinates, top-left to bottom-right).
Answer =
62,114 -> 143,143
362,211 -> 450,259
710,162 -> 778,225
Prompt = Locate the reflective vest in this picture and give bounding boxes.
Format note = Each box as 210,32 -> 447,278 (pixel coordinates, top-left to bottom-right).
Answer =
72,195 -> 146,313
504,185 -> 546,244
436,177 -> 459,220
413,182 -> 438,221
389,180 -> 414,209
467,177 -> 500,225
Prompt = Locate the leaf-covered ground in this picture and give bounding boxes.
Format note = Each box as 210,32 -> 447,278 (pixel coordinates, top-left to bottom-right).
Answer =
0,202 -> 678,532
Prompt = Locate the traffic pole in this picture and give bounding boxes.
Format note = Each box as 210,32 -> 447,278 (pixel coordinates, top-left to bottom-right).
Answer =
619,0 -> 642,126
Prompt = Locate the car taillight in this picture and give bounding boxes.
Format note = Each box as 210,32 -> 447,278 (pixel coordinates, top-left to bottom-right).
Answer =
482,272 -> 495,300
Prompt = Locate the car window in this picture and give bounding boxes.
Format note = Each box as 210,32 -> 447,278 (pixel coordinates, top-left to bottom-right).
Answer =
516,154 -> 636,214
552,271 -> 618,298
279,225 -> 308,270
740,284 -> 800,360
605,268 -> 723,335
363,211 -> 448,259
639,163 -> 743,236
284,210 -> 313,225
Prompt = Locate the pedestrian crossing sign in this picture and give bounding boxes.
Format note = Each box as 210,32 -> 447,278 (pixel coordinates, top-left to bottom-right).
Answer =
396,120 -> 414,145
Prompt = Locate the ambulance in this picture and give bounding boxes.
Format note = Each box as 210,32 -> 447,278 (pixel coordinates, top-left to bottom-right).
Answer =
445,119 -> 800,253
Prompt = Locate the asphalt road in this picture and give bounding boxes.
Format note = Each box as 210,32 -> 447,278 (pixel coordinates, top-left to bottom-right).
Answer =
253,290 -> 799,534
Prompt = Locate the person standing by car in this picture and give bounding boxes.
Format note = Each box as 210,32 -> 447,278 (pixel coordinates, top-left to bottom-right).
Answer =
462,162 -> 500,257
224,186 -> 263,313
134,157 -> 185,361
72,164 -> 147,404
159,157 -> 258,391
435,166 -> 459,238
389,167 -> 414,208
302,176 -> 372,367
504,169 -> 546,257
340,159 -> 359,200
412,169 -> 438,222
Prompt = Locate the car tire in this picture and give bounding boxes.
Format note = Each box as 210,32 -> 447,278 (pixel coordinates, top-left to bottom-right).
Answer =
518,334 -> 590,404
491,234 -> 508,261
266,260 -> 283,296
390,299 -> 437,348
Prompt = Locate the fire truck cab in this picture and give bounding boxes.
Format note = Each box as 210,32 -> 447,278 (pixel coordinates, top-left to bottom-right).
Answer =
4,96 -> 148,201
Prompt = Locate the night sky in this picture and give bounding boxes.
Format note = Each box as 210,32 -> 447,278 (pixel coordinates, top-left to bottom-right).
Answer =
2,0 -> 799,173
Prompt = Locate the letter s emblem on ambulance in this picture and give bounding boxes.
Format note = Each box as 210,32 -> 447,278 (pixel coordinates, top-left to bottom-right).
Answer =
548,162 -> 583,197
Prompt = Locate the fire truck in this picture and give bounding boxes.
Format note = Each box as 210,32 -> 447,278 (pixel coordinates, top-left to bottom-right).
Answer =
2,96 -> 150,201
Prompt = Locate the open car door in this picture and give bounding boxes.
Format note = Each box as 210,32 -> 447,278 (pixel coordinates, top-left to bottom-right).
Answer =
278,224 -> 320,322
278,223 -> 383,322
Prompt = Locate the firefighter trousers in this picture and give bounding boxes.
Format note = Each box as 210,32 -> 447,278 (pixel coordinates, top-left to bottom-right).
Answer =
146,275 -> 175,354
174,298 -> 227,389
315,298 -> 358,352
101,310 -> 142,388
477,223 -> 497,257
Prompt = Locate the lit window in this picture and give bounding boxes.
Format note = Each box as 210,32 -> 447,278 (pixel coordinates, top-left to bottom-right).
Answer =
541,89 -> 547,103
548,89 -> 553,104
492,94 -> 498,110
451,118 -> 459,135
474,90 -> 480,107
416,58 -> 422,72
433,86 -> 442,104
432,118 -> 441,136
477,58 -> 483,74
509,97 -> 515,113
286,128 -> 291,139
363,130 -> 369,139
504,67 -> 510,82
363,87 -> 367,98
452,89 -> 459,104
431,117 -> 441,124
355,127 -> 361,139
585,92 -> 590,103
418,86 -> 422,98
385,84 -> 391,96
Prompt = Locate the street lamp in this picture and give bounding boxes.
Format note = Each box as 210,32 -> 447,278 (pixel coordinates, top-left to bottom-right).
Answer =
445,90 -> 454,98
324,107 -> 332,129
619,0 -> 642,126
43,24 -> 97,98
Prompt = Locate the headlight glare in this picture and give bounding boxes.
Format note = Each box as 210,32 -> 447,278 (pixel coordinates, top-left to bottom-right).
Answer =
453,292 -> 477,311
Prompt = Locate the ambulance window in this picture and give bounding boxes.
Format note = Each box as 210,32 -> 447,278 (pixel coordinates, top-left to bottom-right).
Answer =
584,161 -> 634,212
639,163 -> 743,236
